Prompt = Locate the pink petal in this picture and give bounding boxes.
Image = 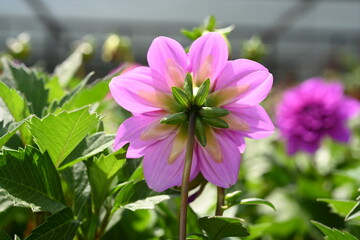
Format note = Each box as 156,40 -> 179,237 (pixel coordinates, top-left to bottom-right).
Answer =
147,36 -> 188,90
188,32 -> 228,86
339,97 -> 360,119
114,115 -> 162,158
143,134 -> 199,192
224,104 -> 274,139
214,59 -> 272,106
197,131 -> 241,188
329,123 -> 351,143
110,67 -> 172,114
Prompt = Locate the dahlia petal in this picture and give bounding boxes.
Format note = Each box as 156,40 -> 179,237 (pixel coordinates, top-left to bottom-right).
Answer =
197,132 -> 241,188
109,67 -> 172,114
339,97 -> 360,119
329,124 -> 351,143
214,59 -> 272,106
224,104 -> 274,139
147,37 -> 187,89
143,134 -> 199,192
114,115 -> 161,158
188,32 -> 228,86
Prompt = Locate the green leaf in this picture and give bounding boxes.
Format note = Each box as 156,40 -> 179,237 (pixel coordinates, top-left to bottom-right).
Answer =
58,132 -> 115,170
3,60 -> 48,117
199,107 -> 230,118
202,117 -> 228,129
240,198 -> 276,211
61,162 -> 91,219
28,107 -> 101,168
25,208 -> 79,240
172,87 -> 191,108
0,81 -> 29,122
346,202 -> 360,221
45,77 -> 66,103
160,112 -> 187,125
61,79 -> 110,111
87,146 -> 128,212
0,147 -> 66,213
0,229 -> 11,240
318,198 -> 357,218
194,79 -> 210,106
48,73 -> 91,113
0,120 -> 26,148
224,190 -> 242,207
114,180 -> 179,211
0,81 -> 31,143
54,51 -> 83,87
311,220 -> 358,240
199,216 -> 249,240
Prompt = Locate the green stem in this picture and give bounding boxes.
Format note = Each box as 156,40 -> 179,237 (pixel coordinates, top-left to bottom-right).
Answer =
215,187 -> 225,216
179,110 -> 196,240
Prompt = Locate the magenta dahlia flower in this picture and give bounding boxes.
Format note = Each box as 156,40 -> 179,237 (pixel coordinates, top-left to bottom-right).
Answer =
277,77 -> 360,155
110,32 -> 274,192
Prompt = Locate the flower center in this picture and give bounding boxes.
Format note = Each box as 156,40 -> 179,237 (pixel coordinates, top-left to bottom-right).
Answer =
160,74 -> 230,147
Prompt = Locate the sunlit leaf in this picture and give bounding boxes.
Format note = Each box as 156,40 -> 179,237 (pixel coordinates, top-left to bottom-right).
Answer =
346,202 -> 360,221
311,220 -> 358,240
318,198 -> 357,218
87,145 -> 128,212
28,107 -> 101,168
0,120 -> 26,148
240,198 -> 276,211
54,51 -> 83,87
58,132 -> 115,170
0,147 -> 65,213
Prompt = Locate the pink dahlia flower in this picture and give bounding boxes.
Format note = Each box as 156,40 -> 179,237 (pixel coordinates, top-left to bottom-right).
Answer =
109,32 -> 274,192
276,77 -> 360,155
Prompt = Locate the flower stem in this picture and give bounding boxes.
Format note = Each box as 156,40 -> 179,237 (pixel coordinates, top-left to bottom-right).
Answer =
179,110 -> 196,240
215,187 -> 225,216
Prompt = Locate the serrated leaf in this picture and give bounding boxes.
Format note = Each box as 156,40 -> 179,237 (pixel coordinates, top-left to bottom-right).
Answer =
58,132 -> 115,170
0,120 -> 26,148
0,81 -> 29,122
240,198 -> 276,211
61,79 -> 110,111
54,51 -> 83,87
3,60 -> 48,117
29,107 -> 101,168
114,180 -> 178,211
0,81 -> 31,143
87,146 -> 128,212
199,216 -> 249,240
318,198 -> 357,218
45,77 -> 66,103
25,208 -> 79,240
48,73 -> 91,113
0,229 -> 11,240
346,202 -> 360,221
311,220 -> 358,240
0,147 -> 65,213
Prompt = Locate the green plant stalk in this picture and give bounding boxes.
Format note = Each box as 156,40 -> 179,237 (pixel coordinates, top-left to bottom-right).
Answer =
179,110 -> 196,240
215,187 -> 225,216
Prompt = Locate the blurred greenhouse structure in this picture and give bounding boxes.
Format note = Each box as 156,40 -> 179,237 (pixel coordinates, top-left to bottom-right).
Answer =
1,0 -> 360,80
